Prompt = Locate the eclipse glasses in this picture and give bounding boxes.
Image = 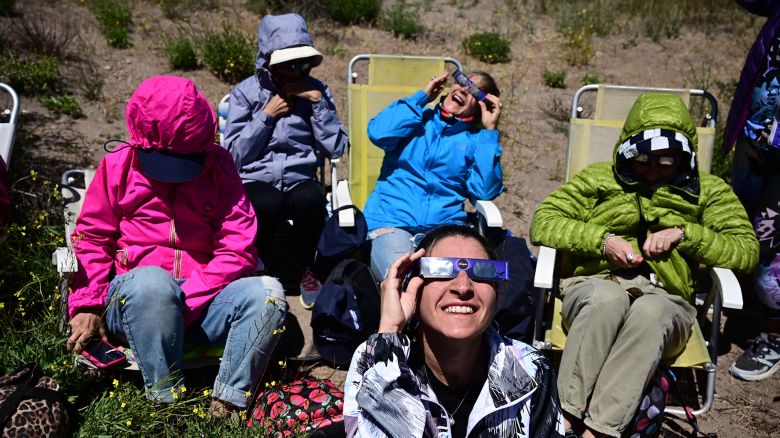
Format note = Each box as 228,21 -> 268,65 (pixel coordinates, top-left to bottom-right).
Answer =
419,257 -> 508,282
632,153 -> 684,167
452,70 -> 488,102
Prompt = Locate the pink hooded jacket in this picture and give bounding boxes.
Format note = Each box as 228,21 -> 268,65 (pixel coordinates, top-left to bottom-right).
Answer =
69,76 -> 258,326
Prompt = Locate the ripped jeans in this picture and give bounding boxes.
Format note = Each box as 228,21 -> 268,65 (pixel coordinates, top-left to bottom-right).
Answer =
104,266 -> 288,407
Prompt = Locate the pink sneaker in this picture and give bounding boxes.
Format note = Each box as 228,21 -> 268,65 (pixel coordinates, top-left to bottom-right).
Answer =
299,268 -> 322,310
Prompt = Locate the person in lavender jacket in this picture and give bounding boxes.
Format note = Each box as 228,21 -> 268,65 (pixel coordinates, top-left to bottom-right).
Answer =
724,0 -> 780,382
223,13 -> 348,308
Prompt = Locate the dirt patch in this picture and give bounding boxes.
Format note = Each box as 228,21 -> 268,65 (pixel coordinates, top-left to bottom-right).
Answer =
3,0 -> 779,435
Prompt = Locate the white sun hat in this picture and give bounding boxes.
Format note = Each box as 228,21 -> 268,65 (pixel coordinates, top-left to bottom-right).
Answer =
269,45 -> 323,67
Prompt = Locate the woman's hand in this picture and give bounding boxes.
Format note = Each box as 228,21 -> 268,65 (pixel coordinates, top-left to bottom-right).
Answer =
480,94 -> 502,130
282,82 -> 323,103
378,248 -> 425,333
422,72 -> 449,103
66,311 -> 106,354
262,94 -> 291,118
605,235 -> 644,269
642,227 -> 684,259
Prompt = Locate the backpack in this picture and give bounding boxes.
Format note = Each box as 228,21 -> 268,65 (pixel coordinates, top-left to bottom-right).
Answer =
622,365 -> 713,438
247,376 -> 344,437
0,363 -> 70,438
493,233 -> 537,343
311,259 -> 380,367
312,205 -> 369,280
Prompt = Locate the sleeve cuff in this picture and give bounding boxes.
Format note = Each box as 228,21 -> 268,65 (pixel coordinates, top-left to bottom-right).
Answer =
411,90 -> 430,107
68,285 -> 108,318
476,129 -> 500,143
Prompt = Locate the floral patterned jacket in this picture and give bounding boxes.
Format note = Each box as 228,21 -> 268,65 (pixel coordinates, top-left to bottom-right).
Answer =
344,328 -> 565,437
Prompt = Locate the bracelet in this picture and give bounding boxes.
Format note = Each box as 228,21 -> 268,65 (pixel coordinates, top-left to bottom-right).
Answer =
602,232 -> 616,256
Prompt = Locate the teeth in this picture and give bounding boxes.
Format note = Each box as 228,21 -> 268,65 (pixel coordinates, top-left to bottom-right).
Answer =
444,306 -> 474,314
453,95 -> 464,104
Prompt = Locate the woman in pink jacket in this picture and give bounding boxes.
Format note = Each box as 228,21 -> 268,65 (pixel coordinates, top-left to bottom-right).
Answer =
65,76 -> 287,415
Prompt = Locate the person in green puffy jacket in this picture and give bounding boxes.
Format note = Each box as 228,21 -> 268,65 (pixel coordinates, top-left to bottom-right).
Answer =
530,92 -> 759,438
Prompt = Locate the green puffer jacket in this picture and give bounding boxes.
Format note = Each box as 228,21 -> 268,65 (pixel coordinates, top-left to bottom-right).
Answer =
530,93 -> 758,301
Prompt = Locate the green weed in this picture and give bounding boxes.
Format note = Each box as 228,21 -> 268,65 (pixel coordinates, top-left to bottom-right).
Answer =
380,2 -> 424,40
78,65 -> 104,101
461,32 -> 511,64
581,73 -> 601,86
40,94 -> 84,118
164,34 -> 198,70
542,69 -> 566,89
89,0 -> 132,49
328,0 -> 381,24
0,54 -> 59,96
200,27 -> 254,83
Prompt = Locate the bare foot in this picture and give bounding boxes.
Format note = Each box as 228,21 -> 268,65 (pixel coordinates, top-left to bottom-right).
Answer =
208,398 -> 241,422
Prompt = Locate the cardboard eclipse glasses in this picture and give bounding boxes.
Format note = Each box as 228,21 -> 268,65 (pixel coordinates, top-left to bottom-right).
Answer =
419,257 -> 509,282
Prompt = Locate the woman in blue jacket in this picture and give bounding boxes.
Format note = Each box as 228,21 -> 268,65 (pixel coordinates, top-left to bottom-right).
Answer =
364,70 -> 504,280
223,14 -> 348,306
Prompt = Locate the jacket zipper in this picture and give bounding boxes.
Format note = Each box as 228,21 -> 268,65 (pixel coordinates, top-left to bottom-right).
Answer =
170,187 -> 181,280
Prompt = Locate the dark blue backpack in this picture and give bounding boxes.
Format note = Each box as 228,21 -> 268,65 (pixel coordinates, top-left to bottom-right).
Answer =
311,259 -> 379,367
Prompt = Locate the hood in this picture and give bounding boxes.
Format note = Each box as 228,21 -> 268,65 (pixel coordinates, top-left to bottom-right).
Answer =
255,13 -> 322,74
613,92 -> 700,195
126,76 -> 217,154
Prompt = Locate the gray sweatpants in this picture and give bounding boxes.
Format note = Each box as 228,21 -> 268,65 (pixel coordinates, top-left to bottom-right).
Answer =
557,274 -> 696,437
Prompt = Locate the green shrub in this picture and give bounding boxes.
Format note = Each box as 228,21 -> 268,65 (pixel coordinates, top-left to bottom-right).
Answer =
0,54 -> 59,95
40,94 -> 84,118
200,27 -> 254,83
328,0 -> 381,24
14,9 -> 79,57
581,73 -> 601,86
461,32 -> 511,64
164,34 -> 198,70
542,69 -> 566,88
0,0 -> 14,16
380,2 -> 424,39
89,0 -> 132,49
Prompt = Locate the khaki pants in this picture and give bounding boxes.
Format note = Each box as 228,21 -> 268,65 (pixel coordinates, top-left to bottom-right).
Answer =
556,275 -> 696,437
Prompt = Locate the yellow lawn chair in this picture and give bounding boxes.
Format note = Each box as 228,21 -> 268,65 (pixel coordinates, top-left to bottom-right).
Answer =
532,84 -> 739,418
339,54 -> 503,232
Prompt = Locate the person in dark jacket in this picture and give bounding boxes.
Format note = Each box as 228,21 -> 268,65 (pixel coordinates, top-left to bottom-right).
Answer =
723,0 -> 780,382
345,225 -> 565,438
222,13 -> 348,308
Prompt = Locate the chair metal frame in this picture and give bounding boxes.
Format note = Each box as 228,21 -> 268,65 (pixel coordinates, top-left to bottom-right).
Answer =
532,84 -> 737,418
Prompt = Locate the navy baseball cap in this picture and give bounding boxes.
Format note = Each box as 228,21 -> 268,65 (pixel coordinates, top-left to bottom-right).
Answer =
138,149 -> 205,182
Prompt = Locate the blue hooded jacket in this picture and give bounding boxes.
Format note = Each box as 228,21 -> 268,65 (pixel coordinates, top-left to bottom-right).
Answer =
222,13 -> 348,190
363,90 -> 504,232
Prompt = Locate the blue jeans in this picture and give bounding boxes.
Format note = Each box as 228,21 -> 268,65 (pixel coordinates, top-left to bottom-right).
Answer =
368,228 -> 419,281
104,266 -> 287,407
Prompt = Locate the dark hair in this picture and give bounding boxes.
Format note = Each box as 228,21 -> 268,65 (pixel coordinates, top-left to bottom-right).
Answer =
470,71 -> 500,97
415,224 -> 497,260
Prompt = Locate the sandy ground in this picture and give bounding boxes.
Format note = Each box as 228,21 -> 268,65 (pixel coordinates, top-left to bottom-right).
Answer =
3,0 -> 780,435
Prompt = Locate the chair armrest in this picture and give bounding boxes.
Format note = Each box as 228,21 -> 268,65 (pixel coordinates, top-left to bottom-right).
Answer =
334,180 -> 355,227
709,266 -> 742,310
534,246 -> 557,289
473,200 -> 503,228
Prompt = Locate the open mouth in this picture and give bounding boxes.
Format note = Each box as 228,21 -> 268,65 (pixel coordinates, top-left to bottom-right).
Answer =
443,305 -> 475,314
451,93 -> 465,105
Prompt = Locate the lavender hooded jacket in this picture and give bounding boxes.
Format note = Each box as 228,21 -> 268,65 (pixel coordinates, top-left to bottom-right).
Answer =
222,14 -> 348,190
724,0 -> 780,153
69,76 -> 258,326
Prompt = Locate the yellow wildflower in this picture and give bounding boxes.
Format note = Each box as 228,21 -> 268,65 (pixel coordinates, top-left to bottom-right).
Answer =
202,389 -> 212,397
121,402 -> 126,408
113,379 -> 119,387
109,391 -> 115,398
126,420 -> 132,426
